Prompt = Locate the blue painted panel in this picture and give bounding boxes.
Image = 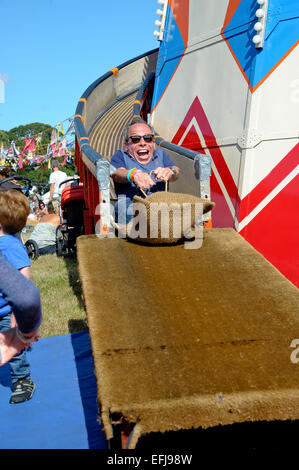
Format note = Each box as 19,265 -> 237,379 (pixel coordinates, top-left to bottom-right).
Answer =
152,7 -> 185,110
224,0 -> 299,89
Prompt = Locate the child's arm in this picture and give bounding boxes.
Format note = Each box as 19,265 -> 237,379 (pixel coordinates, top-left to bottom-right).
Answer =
0,254 -> 42,365
19,266 -> 31,280
10,266 -> 31,326
0,255 -> 42,334
8,264 -> 31,327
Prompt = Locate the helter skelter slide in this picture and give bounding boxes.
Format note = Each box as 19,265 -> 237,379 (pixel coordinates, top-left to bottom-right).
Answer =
73,0 -> 299,449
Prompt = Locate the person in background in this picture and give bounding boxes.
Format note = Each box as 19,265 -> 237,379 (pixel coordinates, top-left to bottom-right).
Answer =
0,167 -> 10,181
29,201 -> 60,255
38,201 -> 47,218
0,190 -> 35,404
49,159 -> 68,201
31,186 -> 42,215
0,167 -> 22,192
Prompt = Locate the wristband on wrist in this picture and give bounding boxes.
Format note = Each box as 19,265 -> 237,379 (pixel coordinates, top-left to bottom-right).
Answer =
127,168 -> 141,182
131,169 -> 142,180
127,169 -> 134,182
16,327 -> 39,345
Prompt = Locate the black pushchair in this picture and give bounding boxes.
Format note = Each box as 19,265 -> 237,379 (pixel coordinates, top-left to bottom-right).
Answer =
0,175 -> 32,195
55,178 -> 85,257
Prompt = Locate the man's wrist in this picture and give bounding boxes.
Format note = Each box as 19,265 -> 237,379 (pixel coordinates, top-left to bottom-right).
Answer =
132,170 -> 142,181
169,166 -> 177,176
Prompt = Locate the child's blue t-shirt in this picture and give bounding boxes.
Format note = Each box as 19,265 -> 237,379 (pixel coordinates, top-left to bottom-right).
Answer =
0,235 -> 31,317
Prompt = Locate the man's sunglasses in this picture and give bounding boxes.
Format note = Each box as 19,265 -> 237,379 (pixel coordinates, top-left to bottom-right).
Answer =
128,134 -> 154,144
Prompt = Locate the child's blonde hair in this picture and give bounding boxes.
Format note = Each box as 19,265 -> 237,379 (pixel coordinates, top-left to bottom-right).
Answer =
0,190 -> 30,234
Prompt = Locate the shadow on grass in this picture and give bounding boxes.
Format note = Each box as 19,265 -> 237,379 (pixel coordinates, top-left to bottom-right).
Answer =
68,318 -> 88,333
63,256 -> 89,334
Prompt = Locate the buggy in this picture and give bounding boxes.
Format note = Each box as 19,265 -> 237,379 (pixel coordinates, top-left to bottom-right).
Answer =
26,177 -> 85,259
55,178 -> 85,257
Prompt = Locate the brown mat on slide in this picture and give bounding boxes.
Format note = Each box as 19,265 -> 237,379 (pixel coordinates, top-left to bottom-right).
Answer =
77,229 -> 299,447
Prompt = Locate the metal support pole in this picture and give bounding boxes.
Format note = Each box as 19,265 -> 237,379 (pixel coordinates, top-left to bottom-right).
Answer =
194,154 -> 212,222
95,159 -> 111,236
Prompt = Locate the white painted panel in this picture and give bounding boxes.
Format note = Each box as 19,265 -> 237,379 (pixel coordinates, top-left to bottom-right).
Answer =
250,46 -> 299,138
152,37 -> 250,144
237,139 -> 298,199
188,0 -> 229,47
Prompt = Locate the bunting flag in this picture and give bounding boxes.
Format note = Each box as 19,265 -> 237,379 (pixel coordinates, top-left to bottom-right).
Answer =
50,142 -> 58,157
49,142 -> 67,158
50,128 -> 58,144
57,122 -> 65,137
0,117 -> 75,171
64,120 -> 74,136
11,141 -> 20,155
18,154 -> 23,169
22,137 -> 35,153
1,146 -> 13,160
58,146 -> 66,157
60,155 -> 67,166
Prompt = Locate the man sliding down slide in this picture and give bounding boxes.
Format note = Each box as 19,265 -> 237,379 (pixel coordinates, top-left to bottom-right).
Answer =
0,253 -> 42,365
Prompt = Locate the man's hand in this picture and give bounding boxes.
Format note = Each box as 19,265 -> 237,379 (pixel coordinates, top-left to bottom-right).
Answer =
132,171 -> 156,190
112,165 -> 179,190
152,166 -> 179,182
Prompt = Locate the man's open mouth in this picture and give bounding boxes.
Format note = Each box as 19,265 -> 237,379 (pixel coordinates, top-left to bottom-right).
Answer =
137,150 -> 149,156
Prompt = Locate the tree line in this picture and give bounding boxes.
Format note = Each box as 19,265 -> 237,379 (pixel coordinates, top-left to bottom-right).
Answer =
1,122 -> 76,189
0,122 -> 53,156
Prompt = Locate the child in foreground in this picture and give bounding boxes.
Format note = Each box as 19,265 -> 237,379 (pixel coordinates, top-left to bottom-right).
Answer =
0,254 -> 41,367
0,190 -> 37,403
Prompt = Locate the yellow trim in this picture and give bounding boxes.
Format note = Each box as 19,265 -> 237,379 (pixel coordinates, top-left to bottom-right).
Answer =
78,98 -> 86,104
110,67 -> 119,76
79,136 -> 89,141
134,100 -> 141,105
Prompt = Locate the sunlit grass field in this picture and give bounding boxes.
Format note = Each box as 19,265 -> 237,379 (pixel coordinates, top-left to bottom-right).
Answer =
30,254 -> 88,338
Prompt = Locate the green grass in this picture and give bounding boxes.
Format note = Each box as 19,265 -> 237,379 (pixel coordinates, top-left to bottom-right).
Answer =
30,254 -> 88,338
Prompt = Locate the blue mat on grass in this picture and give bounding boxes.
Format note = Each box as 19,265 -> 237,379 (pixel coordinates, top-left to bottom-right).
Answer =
0,331 -> 107,449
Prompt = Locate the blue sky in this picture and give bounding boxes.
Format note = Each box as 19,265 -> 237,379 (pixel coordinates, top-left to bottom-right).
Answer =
0,0 -> 159,131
